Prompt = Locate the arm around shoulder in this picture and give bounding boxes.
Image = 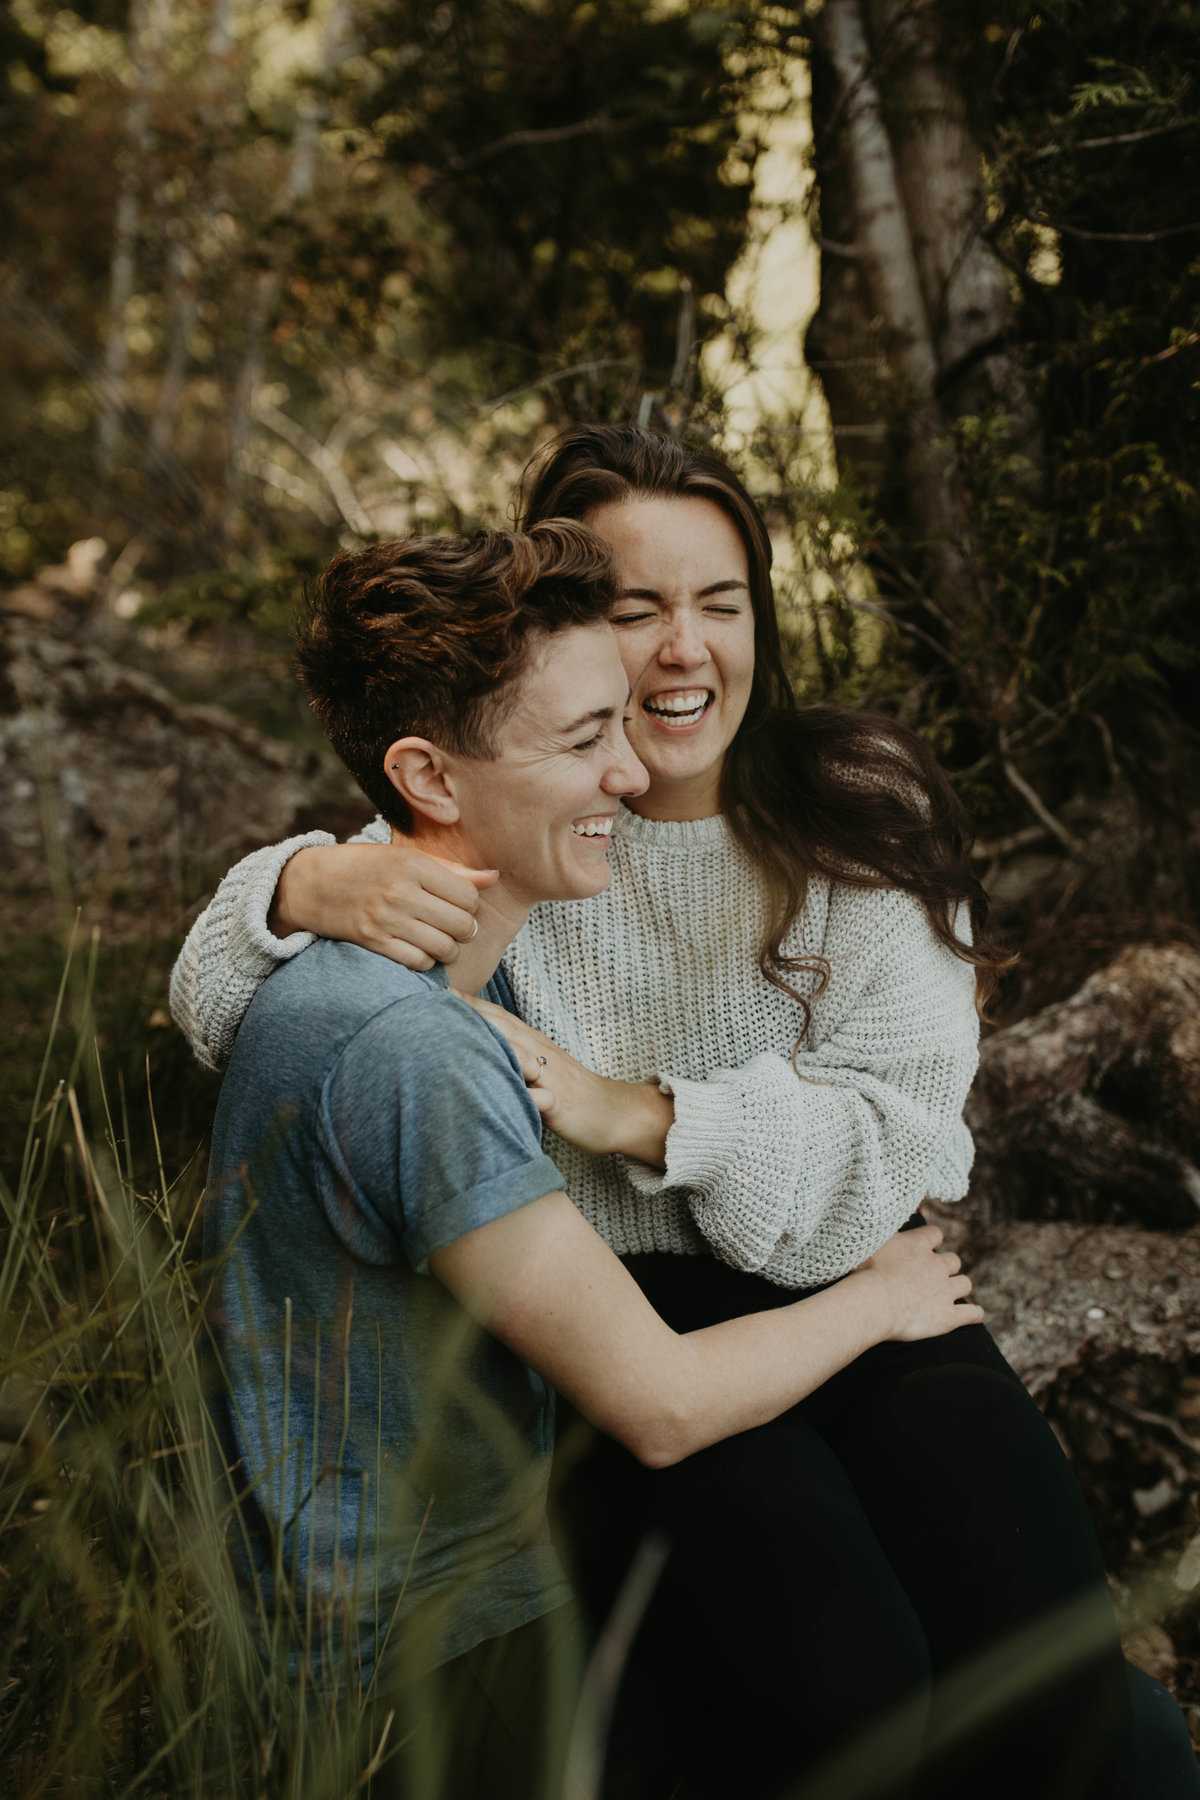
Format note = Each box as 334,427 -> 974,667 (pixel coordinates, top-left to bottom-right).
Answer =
170,830 -> 338,1071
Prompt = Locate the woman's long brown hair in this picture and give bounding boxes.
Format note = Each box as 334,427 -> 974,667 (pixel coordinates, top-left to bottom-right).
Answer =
518,425 -> 1011,1031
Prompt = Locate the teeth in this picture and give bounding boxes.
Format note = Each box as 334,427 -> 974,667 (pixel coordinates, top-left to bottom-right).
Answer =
571,818 -> 613,837
644,690 -> 710,717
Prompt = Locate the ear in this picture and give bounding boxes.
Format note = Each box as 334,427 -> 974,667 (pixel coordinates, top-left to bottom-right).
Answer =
383,737 -> 462,827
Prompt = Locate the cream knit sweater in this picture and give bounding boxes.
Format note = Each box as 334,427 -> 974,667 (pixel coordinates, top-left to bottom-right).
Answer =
170,806 -> 979,1288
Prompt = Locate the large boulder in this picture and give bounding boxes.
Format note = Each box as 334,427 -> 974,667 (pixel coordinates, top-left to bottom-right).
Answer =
0,614 -> 369,940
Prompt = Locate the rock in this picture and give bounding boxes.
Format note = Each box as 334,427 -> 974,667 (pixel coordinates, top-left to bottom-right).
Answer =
948,1220 -> 1200,1397
966,944 -> 1200,1227
0,613 -> 369,939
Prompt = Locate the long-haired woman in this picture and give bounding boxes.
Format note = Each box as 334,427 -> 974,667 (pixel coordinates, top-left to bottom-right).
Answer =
172,428 -> 1195,1799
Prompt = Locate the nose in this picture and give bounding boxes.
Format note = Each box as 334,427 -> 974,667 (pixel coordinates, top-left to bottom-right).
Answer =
657,608 -> 707,671
602,725 -> 650,799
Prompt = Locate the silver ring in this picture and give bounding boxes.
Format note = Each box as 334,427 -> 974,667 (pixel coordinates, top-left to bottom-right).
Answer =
467,917 -> 479,941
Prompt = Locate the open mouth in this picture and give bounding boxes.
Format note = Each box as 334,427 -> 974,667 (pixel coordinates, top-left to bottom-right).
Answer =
642,688 -> 713,727
570,815 -> 615,839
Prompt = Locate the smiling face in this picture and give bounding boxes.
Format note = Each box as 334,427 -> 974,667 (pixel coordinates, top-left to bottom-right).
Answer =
585,495 -> 757,821
442,620 -> 648,908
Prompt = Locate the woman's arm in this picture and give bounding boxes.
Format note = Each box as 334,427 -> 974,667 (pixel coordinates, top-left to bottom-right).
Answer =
647,886 -> 981,1283
171,830 -> 345,1071
169,822 -> 486,1070
456,996 -> 675,1166
498,882 -> 981,1288
433,1202 -> 981,1468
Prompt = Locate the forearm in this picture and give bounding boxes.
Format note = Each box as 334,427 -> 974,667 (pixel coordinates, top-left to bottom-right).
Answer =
619,1272 -> 887,1466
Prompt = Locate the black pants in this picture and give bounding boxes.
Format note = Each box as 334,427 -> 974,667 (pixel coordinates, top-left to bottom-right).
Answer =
365,1603 -> 583,1800
555,1250 -> 1146,1800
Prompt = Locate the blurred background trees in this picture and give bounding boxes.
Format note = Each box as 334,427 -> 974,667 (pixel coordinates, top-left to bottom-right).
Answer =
4,0 -> 1199,1173
3,1 -> 1196,958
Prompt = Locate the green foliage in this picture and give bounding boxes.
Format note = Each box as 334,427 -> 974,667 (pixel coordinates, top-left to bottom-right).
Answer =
797,0 -> 1200,929
0,931 -> 220,1192
0,0 -> 760,587
350,0 -> 756,408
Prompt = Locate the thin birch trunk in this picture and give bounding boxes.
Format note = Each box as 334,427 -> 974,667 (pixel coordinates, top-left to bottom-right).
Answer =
223,0 -> 354,516
867,0 -> 1038,460
151,0 -> 237,458
810,0 -> 977,617
97,0 -> 176,474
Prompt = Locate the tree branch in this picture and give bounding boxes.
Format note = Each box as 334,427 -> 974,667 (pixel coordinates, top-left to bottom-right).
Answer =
1024,209 -> 1200,244
483,359 -> 638,412
998,734 -> 1081,854
447,112 -> 686,172
1033,119 -> 1200,158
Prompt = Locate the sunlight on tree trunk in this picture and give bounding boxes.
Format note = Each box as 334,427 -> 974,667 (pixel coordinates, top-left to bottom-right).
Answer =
812,0 -> 978,620
151,0 -> 238,459
97,0 -> 177,476
223,0 -> 355,521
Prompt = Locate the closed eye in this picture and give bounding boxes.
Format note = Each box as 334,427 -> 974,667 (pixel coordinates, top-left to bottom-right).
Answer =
610,610 -> 656,625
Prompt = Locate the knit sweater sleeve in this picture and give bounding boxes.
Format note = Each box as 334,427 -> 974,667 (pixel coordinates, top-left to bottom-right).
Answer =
168,817 -> 392,1071
624,886 -> 980,1282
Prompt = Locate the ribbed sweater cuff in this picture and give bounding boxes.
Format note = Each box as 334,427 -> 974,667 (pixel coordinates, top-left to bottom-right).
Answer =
226,831 -> 336,978
625,1071 -> 744,1204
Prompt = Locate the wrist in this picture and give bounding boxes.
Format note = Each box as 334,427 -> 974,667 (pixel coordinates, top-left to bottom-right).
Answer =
269,845 -> 331,938
840,1266 -> 896,1348
605,1080 -> 673,1167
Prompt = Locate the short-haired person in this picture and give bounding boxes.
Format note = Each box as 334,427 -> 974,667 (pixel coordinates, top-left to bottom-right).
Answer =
202,520 -> 979,1800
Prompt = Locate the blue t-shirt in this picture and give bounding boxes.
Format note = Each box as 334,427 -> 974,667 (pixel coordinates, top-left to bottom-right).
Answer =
204,939 -> 571,1683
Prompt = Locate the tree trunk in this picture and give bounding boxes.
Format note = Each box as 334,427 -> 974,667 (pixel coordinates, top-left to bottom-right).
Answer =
865,0 -> 1038,456
97,0 -> 176,474
807,0 -> 978,619
151,0 -> 237,459
223,0 -> 354,518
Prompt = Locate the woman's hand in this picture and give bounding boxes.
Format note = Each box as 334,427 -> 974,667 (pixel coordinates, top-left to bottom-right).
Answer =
270,843 -> 497,969
460,998 -> 674,1167
854,1224 -> 983,1342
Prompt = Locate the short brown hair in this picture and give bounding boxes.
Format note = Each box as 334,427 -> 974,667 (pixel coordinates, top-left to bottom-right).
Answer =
297,520 -> 617,831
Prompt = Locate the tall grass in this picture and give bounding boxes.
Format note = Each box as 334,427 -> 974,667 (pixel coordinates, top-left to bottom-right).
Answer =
0,935 -> 383,1798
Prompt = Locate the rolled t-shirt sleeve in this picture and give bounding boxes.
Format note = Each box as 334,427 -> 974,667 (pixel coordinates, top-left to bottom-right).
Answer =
318,991 -> 564,1273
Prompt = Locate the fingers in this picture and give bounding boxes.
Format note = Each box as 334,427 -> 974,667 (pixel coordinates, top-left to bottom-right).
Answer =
368,936 -> 438,971
371,924 -> 462,968
950,1272 -> 973,1300
947,1302 -> 986,1330
444,862 -> 500,893
515,1050 -> 548,1086
408,888 -> 484,940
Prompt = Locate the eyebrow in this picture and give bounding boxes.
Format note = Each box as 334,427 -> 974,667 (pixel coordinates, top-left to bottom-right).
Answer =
556,689 -> 634,736
615,579 -> 750,600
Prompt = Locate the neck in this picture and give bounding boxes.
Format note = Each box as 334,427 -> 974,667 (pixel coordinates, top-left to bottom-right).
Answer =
393,826 -> 532,995
625,773 -> 723,823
